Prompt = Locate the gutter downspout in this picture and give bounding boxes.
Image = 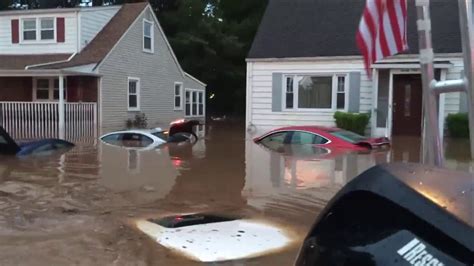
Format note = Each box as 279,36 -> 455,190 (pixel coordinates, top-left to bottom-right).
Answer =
25,53 -> 77,70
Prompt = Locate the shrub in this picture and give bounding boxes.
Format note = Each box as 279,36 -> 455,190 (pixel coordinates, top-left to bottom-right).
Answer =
446,113 -> 469,138
125,113 -> 148,129
333,111 -> 371,136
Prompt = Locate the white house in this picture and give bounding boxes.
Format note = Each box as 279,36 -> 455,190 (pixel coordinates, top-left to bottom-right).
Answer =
0,2 -> 205,140
246,0 -> 465,139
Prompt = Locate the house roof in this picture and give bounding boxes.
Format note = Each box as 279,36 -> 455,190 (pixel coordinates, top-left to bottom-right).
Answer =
0,54 -> 72,70
35,2 -> 148,69
247,0 -> 462,59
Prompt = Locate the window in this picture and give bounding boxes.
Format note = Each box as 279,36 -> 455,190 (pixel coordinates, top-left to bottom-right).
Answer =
36,79 -> 50,100
261,132 -> 288,144
184,89 -> 205,117
289,131 -> 329,145
128,78 -> 140,111
336,76 -> 346,109
198,91 -> 204,116
34,78 -> 66,101
185,91 -> 191,116
174,82 -> 183,110
40,18 -> 54,40
284,74 -> 348,110
330,130 -> 367,144
143,20 -> 153,52
22,17 -> 55,42
286,76 -> 294,109
23,19 -> 36,41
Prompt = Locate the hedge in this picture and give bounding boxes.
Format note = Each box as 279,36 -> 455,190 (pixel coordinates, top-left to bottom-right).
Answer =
333,111 -> 371,136
446,113 -> 469,138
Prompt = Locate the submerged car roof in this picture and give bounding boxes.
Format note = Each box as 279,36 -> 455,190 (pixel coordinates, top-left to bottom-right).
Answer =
331,163 -> 473,251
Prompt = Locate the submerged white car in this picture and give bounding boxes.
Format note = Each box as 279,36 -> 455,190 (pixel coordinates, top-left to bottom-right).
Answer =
100,120 -> 201,150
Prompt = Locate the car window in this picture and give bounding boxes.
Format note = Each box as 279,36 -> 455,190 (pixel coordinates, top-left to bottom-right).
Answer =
119,133 -> 153,148
261,132 -> 288,144
330,130 -> 366,144
101,134 -> 121,146
31,143 -> 54,155
289,131 -> 329,145
0,135 -> 7,144
151,131 -> 168,141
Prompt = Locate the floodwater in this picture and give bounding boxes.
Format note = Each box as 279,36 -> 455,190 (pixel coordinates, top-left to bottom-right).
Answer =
0,122 -> 472,265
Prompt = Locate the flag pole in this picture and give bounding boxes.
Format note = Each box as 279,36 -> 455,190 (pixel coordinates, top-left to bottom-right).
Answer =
457,0 -> 474,160
415,0 -> 444,166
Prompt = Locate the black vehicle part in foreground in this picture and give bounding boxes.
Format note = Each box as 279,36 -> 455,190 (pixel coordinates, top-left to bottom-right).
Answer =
295,163 -> 473,266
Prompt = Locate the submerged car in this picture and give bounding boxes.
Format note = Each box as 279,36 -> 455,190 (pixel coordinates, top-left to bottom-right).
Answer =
0,126 -> 74,156
254,126 -> 390,151
295,163 -> 473,265
100,119 -> 201,149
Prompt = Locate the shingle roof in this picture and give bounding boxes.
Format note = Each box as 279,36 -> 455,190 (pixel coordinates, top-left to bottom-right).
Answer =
0,54 -> 72,70
247,0 -> 462,59
35,2 -> 149,69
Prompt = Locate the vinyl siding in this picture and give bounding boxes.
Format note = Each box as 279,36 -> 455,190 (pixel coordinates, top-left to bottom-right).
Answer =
443,57 -> 463,117
246,59 -> 372,137
246,56 -> 464,138
98,8 -> 186,133
0,13 -> 77,54
79,7 -> 119,51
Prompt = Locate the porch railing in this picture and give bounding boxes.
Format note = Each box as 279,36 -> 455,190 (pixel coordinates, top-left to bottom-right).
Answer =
0,101 -> 97,141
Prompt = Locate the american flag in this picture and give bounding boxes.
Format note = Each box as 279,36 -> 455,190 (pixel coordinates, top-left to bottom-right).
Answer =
356,0 -> 409,76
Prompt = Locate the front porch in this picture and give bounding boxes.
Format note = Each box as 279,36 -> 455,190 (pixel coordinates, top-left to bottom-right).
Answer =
0,74 -> 99,141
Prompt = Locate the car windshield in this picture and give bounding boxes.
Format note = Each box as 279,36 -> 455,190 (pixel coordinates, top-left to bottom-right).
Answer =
330,130 -> 367,144
151,131 -> 168,141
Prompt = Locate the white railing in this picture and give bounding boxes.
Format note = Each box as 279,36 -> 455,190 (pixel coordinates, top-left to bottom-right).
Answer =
0,101 -> 97,141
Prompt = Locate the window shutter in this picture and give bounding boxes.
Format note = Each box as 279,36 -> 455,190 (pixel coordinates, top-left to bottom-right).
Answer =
272,73 -> 283,112
11,19 -> 19,44
348,71 -> 361,113
57,17 -> 65,43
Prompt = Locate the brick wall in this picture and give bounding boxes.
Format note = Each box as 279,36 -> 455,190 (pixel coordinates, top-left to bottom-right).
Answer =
67,76 -> 98,102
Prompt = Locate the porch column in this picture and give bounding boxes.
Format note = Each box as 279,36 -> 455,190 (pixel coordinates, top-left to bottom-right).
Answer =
58,75 -> 65,139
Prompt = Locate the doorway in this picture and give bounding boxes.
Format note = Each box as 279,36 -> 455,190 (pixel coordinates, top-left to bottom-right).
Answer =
392,74 -> 423,136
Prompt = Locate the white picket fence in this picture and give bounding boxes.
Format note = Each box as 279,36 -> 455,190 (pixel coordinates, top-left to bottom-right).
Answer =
0,101 -> 97,141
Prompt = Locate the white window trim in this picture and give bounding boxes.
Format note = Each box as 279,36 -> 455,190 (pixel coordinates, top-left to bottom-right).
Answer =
32,77 -> 66,102
143,19 -> 154,53
282,73 -> 348,112
128,77 -> 141,111
174,82 -> 183,110
20,17 -> 56,44
184,88 -> 205,117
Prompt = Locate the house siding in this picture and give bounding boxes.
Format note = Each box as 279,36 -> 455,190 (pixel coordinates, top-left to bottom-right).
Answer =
0,13 -> 78,54
246,56 -> 464,138
246,59 -> 372,137
79,7 -> 120,51
98,7 -> 186,132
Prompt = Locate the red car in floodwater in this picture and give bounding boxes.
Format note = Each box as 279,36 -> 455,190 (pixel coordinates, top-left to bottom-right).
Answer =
254,126 -> 390,151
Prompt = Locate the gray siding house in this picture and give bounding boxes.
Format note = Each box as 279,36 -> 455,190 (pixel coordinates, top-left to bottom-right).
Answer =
0,2 -> 205,139
246,0 -> 463,139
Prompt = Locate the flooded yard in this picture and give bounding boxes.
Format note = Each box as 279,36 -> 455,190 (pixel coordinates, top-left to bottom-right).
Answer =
0,122 -> 472,265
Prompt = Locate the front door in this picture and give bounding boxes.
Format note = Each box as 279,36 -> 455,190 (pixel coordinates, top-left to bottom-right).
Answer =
392,74 -> 423,136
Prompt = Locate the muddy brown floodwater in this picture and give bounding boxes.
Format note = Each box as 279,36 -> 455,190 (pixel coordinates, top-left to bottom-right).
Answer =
0,122 -> 472,266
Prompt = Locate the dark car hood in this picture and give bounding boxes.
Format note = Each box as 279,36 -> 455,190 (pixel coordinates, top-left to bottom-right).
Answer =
324,163 -> 473,251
